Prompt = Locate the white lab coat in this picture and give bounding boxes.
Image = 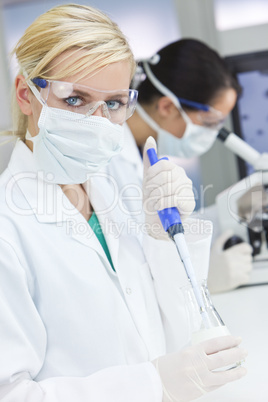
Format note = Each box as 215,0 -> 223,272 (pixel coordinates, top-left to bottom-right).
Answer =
100,123 -> 144,222
0,135 -> 15,174
0,139 -> 212,401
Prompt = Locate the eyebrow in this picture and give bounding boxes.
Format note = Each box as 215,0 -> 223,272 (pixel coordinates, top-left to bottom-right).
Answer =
69,89 -> 93,98
69,89 -> 129,100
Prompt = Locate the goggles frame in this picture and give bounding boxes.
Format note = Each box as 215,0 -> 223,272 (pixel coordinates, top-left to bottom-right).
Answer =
177,97 -> 226,129
31,77 -> 138,124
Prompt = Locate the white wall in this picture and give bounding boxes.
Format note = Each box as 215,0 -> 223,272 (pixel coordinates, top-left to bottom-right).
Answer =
1,0 -> 180,77
0,7 -> 11,131
219,24 -> 268,56
0,7 -> 14,174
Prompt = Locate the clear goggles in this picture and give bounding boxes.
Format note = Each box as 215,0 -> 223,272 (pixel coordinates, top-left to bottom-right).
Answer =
30,78 -> 138,124
178,97 -> 226,130
141,59 -> 226,131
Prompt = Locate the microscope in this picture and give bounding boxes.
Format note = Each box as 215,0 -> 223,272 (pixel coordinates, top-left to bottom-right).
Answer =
216,128 -> 268,261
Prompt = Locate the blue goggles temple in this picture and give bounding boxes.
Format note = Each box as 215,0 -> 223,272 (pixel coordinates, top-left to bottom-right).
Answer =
31,77 -> 48,88
177,97 -> 210,112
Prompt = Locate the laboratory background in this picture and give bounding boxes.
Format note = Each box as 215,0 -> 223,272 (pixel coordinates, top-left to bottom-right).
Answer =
0,0 -> 268,401
1,0 -> 268,207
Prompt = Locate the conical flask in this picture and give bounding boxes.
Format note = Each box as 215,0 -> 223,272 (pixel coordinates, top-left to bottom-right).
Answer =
182,279 -> 231,345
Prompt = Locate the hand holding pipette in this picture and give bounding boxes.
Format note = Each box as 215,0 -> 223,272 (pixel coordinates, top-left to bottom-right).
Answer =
143,136 -> 195,240
143,137 -> 247,399
143,136 -> 211,328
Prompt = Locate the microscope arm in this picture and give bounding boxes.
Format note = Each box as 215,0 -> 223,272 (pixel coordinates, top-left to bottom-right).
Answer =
217,127 -> 262,168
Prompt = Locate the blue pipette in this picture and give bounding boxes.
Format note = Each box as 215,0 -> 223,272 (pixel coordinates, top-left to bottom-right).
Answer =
147,148 -> 211,329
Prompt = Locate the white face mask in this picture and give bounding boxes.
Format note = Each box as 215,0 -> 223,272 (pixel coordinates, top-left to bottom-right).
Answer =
158,108 -> 218,158
27,104 -> 124,184
136,103 -> 218,158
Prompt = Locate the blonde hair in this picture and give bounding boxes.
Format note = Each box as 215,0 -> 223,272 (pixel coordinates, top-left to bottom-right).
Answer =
9,3 -> 136,139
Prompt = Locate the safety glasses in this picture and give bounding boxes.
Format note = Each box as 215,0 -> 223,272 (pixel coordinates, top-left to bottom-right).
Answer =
30,78 -> 138,124
178,97 -> 226,130
141,59 -> 226,130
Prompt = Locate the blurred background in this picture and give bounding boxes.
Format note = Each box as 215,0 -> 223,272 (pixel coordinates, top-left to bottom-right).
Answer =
1,0 -> 268,209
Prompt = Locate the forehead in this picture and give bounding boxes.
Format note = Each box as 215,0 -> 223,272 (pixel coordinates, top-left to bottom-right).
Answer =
210,88 -> 237,115
48,50 -> 132,91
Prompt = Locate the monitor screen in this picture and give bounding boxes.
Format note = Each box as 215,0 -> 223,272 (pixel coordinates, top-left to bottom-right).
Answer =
225,50 -> 268,178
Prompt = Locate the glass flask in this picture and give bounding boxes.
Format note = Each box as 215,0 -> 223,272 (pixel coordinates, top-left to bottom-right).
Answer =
182,279 -> 231,345
182,279 -> 242,371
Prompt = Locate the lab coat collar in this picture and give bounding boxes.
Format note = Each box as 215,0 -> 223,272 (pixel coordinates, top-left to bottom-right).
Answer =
7,140 -> 119,271
82,177 -> 120,269
120,123 -> 142,167
7,140 -> 76,224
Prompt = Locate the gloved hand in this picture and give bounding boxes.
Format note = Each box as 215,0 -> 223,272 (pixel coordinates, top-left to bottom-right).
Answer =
207,230 -> 253,294
143,136 -> 195,240
253,152 -> 268,171
152,335 -> 247,402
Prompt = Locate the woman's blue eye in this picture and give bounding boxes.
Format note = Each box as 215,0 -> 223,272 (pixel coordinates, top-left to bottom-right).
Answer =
66,97 -> 83,106
106,100 -> 120,110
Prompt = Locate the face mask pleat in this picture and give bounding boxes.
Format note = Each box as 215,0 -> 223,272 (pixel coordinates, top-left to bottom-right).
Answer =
28,104 -> 124,184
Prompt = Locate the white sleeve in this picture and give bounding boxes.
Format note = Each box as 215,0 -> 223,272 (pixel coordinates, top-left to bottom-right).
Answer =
143,218 -> 213,353
0,365 -> 162,402
0,239 -> 162,402
192,204 -> 220,243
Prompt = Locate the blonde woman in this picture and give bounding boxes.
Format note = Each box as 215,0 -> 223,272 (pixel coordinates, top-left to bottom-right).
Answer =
0,4 -> 247,402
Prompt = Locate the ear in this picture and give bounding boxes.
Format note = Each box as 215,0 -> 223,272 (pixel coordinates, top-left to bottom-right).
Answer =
157,96 -> 179,118
15,75 -> 33,116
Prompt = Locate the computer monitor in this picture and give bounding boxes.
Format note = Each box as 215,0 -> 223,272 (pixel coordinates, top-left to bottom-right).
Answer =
225,50 -> 268,179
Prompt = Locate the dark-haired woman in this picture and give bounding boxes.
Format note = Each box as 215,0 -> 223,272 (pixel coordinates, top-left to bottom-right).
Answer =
105,38 -> 253,294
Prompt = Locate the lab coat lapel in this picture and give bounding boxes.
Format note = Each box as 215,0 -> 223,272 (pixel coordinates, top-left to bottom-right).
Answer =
69,218 -> 117,278
7,140 -> 67,224
7,141 -> 116,272
53,183 -> 117,275
83,177 -> 120,269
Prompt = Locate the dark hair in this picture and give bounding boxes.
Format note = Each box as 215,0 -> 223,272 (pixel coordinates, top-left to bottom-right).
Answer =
136,38 -> 241,109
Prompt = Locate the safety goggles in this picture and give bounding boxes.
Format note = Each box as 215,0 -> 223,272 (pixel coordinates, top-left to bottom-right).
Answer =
30,78 -> 138,124
177,97 -> 226,130
141,59 -> 226,130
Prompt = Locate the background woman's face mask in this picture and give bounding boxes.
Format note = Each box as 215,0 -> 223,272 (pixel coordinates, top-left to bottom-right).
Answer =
136,103 -> 218,159
158,108 -> 219,158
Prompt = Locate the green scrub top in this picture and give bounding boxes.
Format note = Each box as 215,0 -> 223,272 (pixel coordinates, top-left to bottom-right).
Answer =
88,212 -> 115,271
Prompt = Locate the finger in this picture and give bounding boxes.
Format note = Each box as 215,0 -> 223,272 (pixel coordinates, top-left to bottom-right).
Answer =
146,179 -> 193,200
201,335 -> 242,355
144,175 -> 192,203
144,160 -> 186,183
143,136 -> 157,172
215,230 -> 235,248
208,366 -> 247,387
234,273 -> 251,286
225,253 -> 253,271
207,347 -> 248,371
143,169 -> 178,192
234,262 -> 253,274
227,242 -> 253,255
155,192 -> 195,215
225,253 -> 253,267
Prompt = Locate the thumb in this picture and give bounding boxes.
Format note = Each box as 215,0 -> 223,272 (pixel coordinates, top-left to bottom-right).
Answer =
143,136 -> 157,173
213,229 -> 235,251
